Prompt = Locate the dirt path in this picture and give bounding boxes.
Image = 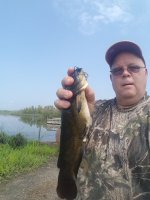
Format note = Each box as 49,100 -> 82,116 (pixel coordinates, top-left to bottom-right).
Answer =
0,157 -> 60,200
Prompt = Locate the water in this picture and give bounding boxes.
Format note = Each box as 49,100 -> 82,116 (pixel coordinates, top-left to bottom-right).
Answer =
0,115 -> 56,142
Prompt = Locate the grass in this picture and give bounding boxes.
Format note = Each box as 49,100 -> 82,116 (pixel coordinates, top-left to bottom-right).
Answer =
0,141 -> 58,182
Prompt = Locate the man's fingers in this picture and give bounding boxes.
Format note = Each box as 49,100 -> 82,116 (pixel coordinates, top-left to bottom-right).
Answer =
67,67 -> 75,76
54,99 -> 71,110
56,88 -> 73,100
61,76 -> 74,88
85,86 -> 95,104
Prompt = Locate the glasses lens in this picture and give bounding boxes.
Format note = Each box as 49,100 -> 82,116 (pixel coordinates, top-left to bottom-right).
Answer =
110,67 -> 123,76
128,65 -> 142,73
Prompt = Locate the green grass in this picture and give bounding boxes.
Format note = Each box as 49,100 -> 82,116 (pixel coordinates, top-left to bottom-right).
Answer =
0,141 -> 58,181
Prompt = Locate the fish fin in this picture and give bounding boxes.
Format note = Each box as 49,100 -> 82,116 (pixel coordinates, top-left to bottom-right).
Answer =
57,170 -> 77,199
76,94 -> 82,113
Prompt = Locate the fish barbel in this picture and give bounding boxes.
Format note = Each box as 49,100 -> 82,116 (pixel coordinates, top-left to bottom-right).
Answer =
56,67 -> 92,199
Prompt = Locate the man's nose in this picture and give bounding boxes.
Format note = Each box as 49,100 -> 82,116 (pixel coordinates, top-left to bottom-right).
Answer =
122,67 -> 131,76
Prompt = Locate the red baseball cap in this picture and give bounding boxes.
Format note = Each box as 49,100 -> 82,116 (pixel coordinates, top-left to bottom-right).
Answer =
105,41 -> 145,67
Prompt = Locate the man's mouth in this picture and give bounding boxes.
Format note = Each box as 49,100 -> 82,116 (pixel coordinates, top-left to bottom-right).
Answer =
122,83 -> 134,86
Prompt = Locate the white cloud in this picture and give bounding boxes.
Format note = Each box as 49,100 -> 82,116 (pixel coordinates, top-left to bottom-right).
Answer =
52,0 -> 134,34
88,0 -> 132,23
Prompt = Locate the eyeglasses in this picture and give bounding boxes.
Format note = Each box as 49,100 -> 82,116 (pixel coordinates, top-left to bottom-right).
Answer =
110,65 -> 146,76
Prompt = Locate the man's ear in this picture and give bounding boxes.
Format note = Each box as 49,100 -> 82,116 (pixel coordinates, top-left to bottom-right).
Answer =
110,74 -> 112,82
145,68 -> 148,75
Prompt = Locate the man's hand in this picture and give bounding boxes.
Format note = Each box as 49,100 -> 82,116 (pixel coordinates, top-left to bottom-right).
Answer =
54,67 -> 95,113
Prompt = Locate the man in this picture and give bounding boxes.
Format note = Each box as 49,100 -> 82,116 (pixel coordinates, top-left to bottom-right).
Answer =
55,41 -> 150,199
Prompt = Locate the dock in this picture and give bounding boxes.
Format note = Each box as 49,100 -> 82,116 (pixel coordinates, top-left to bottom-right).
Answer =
46,118 -> 61,131
47,118 -> 61,125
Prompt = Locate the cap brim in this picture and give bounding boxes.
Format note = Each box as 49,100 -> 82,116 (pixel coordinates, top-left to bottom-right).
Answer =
105,41 -> 145,66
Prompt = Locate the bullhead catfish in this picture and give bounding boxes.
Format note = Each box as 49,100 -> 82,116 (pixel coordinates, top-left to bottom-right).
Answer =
56,67 -> 92,199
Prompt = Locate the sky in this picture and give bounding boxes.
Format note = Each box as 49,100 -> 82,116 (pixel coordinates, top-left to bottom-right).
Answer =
0,0 -> 150,110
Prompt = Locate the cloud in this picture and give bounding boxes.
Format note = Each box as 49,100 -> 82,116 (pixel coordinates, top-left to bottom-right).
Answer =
52,0 -> 133,35
81,0 -> 132,23
78,1 -> 133,34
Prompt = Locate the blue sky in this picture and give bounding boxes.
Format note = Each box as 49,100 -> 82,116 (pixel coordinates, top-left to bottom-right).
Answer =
0,0 -> 150,110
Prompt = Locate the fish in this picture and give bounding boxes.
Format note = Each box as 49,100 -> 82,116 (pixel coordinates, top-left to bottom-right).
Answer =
56,67 -> 92,199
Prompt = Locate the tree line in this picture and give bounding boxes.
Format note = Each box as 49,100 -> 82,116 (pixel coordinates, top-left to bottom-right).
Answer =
0,105 -> 60,127
13,105 -> 60,127
11,105 -> 60,119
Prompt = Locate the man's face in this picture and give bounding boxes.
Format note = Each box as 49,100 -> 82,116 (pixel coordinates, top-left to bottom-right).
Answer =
110,52 -> 148,106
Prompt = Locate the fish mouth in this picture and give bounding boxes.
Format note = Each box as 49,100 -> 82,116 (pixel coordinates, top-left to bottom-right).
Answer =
76,77 -> 88,90
73,80 -> 88,95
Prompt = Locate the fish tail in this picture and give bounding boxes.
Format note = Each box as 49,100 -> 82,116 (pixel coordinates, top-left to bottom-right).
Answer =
56,169 -> 77,199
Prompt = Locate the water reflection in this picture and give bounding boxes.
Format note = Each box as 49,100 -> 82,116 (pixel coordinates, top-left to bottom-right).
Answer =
20,114 -> 47,128
0,115 -> 56,142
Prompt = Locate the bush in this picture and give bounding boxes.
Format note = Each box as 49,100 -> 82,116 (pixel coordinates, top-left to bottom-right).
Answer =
8,133 -> 27,149
0,141 -> 58,180
0,131 -> 9,144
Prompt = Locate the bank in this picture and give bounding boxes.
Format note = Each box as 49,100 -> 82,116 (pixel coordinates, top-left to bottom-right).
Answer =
0,132 -> 58,182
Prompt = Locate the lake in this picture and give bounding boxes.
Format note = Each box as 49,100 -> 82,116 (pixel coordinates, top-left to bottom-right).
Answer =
0,115 -> 57,142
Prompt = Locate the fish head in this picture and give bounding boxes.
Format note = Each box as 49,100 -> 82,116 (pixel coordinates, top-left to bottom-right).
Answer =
69,67 -> 88,95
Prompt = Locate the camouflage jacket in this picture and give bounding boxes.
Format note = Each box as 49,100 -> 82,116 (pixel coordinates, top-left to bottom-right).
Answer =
76,96 -> 150,200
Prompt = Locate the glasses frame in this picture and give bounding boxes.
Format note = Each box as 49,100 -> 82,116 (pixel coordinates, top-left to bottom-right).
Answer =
110,65 -> 146,76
